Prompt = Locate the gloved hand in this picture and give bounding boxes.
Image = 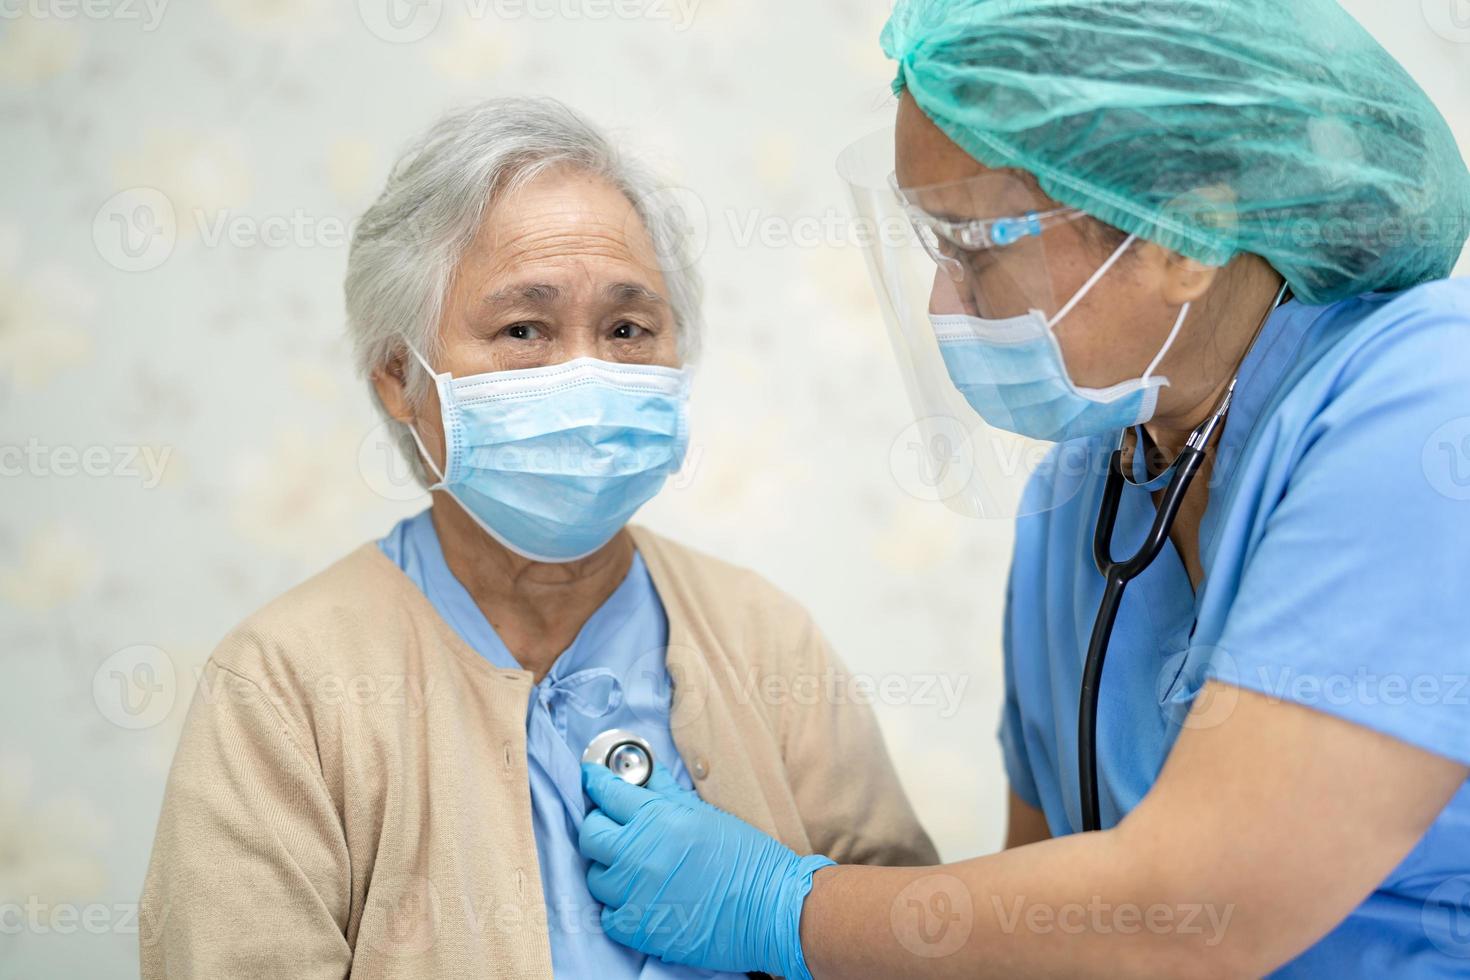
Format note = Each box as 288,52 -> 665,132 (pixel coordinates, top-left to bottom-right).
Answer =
579,762 -> 835,980
633,761 -> 704,805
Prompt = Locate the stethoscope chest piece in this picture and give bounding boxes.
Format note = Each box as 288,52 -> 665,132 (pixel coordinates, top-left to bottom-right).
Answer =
582,728 -> 654,787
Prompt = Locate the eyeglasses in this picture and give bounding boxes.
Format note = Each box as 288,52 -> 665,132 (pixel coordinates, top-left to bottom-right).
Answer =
888,173 -> 1084,281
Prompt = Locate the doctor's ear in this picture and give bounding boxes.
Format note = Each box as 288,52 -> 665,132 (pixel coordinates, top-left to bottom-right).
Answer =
1135,241 -> 1222,306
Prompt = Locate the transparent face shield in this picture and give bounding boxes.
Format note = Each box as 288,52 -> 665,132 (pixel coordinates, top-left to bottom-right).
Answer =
837,128 -> 1088,519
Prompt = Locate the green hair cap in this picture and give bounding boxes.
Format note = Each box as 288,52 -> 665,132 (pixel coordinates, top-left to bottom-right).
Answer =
882,0 -> 1470,303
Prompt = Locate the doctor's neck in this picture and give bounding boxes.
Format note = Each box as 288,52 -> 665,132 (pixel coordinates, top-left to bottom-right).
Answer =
1143,256 -> 1287,461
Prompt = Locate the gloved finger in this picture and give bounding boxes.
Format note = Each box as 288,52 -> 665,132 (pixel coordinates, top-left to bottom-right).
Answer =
585,858 -> 622,908
600,901 -> 636,949
582,761 -> 659,824
642,763 -> 689,798
578,809 -> 625,867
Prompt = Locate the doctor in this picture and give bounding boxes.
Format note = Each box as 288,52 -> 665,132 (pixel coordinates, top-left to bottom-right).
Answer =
576,0 -> 1470,976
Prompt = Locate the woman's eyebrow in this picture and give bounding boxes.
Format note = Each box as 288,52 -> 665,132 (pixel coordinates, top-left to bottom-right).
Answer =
482,282 -> 561,309
604,282 -> 667,306
480,282 -> 666,309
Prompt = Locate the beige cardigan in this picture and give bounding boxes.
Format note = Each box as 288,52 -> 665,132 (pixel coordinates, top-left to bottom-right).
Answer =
141,525 -> 937,978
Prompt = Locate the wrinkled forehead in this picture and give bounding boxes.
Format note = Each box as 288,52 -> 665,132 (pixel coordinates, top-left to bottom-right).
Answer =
476,167 -> 663,275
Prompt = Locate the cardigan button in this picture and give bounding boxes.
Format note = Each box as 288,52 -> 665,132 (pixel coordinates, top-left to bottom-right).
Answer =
692,757 -> 709,780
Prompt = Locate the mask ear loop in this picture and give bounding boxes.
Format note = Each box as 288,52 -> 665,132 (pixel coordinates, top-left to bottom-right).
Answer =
1046,233 -> 1138,330
400,342 -> 450,489
1141,300 -> 1191,386
404,342 -> 438,381
1115,292 -> 1191,487
406,423 -> 449,490
1044,229 -> 1190,388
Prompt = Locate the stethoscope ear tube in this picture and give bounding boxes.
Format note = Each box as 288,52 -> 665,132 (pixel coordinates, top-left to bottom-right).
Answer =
1079,446 -> 1207,833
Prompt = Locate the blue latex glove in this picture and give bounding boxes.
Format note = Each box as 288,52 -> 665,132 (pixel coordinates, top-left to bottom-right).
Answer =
579,762 -> 835,979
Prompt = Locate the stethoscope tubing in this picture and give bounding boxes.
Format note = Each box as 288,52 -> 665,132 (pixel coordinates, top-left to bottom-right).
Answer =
1079,445 -> 1207,832
1074,282 -> 1288,834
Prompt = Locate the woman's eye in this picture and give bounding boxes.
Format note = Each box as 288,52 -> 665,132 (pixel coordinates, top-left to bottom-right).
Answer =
504,322 -> 543,341
611,321 -> 646,340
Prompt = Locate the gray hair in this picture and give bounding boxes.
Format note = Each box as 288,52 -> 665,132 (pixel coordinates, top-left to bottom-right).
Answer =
345,95 -> 704,485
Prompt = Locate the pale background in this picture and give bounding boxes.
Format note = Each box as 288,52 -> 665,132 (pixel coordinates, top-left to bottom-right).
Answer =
1,1 -> 1466,975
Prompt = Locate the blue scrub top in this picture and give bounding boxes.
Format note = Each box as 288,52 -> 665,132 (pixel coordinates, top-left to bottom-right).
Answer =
380,510 -> 739,980
1002,279 -> 1470,976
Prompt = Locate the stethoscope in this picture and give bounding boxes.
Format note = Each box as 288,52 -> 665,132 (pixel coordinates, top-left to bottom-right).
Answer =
583,728 -> 655,786
1078,281 -> 1290,833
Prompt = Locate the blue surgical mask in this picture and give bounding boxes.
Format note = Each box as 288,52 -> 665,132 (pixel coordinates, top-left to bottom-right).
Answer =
405,347 -> 691,563
929,234 -> 1190,444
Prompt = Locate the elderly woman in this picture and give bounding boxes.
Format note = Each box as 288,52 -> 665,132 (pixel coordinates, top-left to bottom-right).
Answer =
140,97 -> 936,979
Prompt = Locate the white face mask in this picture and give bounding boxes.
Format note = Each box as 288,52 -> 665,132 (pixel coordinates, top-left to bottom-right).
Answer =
929,233 -> 1192,443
